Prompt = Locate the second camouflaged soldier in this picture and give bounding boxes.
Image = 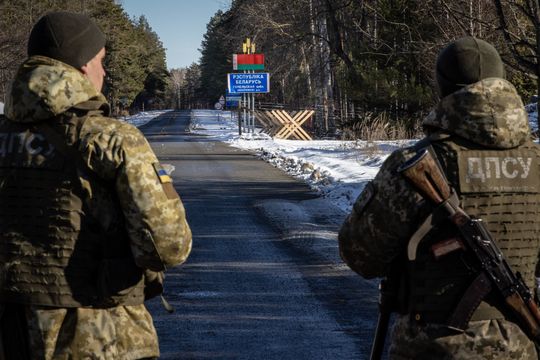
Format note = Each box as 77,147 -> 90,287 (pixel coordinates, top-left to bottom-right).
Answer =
339,37 -> 540,359
0,12 -> 192,359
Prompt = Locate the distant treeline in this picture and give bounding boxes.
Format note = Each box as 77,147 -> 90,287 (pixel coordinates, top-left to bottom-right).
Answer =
0,0 -> 170,115
2,1 -> 539,139
194,0 -> 540,137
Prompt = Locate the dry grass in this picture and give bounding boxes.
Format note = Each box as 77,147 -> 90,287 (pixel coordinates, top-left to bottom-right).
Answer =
357,140 -> 381,157
341,112 -> 422,141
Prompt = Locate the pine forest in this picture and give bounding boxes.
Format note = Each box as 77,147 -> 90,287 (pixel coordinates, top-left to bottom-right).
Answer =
1,0 -> 539,139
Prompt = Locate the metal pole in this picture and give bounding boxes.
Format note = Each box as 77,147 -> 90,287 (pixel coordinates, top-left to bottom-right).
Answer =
246,93 -> 249,134
243,69 -> 247,133
238,104 -> 242,135
249,92 -> 252,133
251,87 -> 255,133
250,70 -> 254,133
242,93 -> 246,133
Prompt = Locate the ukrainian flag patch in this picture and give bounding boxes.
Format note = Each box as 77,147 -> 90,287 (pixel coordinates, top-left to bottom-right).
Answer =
153,163 -> 172,183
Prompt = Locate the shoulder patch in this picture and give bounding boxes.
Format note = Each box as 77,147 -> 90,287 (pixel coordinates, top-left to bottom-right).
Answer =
353,181 -> 376,215
153,162 -> 172,184
153,162 -> 179,200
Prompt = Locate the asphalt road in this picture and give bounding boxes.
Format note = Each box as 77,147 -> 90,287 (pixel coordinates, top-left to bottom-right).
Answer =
140,110 -> 378,359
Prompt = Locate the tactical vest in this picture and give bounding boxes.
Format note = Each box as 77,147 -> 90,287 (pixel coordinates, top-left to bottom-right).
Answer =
406,136 -> 540,324
0,108 -> 145,307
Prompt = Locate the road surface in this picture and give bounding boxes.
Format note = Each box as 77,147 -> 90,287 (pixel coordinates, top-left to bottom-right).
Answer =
140,110 -> 378,359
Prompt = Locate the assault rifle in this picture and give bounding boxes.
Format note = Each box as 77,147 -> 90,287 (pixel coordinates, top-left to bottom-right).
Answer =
369,277 -> 397,360
397,148 -> 540,341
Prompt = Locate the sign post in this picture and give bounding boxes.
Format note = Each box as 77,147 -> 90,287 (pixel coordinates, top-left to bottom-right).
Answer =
228,38 -> 270,134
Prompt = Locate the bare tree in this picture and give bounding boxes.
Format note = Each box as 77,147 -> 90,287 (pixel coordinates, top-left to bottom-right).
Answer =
170,68 -> 187,109
493,0 -> 540,119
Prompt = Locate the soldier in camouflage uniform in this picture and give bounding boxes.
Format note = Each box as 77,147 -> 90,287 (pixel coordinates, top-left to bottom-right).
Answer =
0,12 -> 192,359
339,37 -> 540,359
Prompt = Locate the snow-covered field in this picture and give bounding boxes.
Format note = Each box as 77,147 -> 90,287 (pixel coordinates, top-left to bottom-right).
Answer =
127,107 -> 539,213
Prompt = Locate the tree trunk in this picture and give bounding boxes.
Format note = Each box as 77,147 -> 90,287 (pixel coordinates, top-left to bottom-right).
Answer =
300,43 -> 313,99
534,0 -> 540,134
317,0 -> 334,132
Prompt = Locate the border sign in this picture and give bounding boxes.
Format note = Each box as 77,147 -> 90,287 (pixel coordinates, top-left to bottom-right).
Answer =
226,92 -> 241,108
233,54 -> 265,70
228,73 -> 270,94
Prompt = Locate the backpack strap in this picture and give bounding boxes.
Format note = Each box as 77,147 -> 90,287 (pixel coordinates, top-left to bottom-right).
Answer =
34,118 -> 105,189
32,103 -> 107,187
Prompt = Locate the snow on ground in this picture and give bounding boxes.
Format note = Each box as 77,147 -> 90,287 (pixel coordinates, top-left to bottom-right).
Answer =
120,110 -> 170,128
526,103 -> 538,134
128,108 -> 539,213
140,109 -> 411,212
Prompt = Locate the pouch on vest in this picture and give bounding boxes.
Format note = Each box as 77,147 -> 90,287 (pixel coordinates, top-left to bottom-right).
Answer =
98,258 -> 144,306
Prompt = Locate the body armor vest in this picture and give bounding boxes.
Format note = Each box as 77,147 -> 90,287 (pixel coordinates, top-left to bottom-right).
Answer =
0,110 -> 145,307
406,137 -> 540,324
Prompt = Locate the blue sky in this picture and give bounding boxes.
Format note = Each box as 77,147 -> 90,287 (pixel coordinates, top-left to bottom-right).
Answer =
121,0 -> 231,69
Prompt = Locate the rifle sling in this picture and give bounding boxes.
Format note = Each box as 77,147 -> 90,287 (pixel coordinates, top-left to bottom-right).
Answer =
407,191 -> 460,260
447,272 -> 493,330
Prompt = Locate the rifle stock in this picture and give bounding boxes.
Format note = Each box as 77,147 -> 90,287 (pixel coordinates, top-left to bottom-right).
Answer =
398,148 -> 540,342
506,293 -> 540,338
398,149 -> 451,205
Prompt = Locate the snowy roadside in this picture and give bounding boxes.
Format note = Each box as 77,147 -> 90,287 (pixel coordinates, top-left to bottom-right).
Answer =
124,108 -> 534,281
186,109 -> 412,213
184,109 -> 399,283
123,109 -> 375,267
185,109 -> 376,269
120,110 -> 170,128
127,108 -> 539,214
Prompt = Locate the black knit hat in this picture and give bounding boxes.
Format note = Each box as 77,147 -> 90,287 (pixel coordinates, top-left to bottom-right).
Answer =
436,37 -> 505,98
28,11 -> 106,69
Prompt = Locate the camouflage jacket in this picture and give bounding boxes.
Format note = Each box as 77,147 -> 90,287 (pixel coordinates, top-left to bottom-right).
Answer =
339,77 -> 532,277
2,56 -> 192,358
339,78 -> 539,358
5,56 -> 192,273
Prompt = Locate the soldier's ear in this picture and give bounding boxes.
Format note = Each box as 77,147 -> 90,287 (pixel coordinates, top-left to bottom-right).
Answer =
80,64 -> 89,75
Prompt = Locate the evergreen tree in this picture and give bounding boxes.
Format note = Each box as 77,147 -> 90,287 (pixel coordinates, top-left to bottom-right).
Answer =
198,11 -> 233,107
0,0 -> 169,114
132,15 -> 169,110
90,0 -> 146,113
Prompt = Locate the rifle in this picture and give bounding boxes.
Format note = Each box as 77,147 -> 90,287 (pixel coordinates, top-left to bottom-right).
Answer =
398,148 -> 540,340
369,278 -> 396,360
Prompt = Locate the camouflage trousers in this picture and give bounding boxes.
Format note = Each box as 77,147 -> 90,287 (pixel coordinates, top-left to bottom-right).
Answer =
388,314 -> 537,360
0,302 -> 159,360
